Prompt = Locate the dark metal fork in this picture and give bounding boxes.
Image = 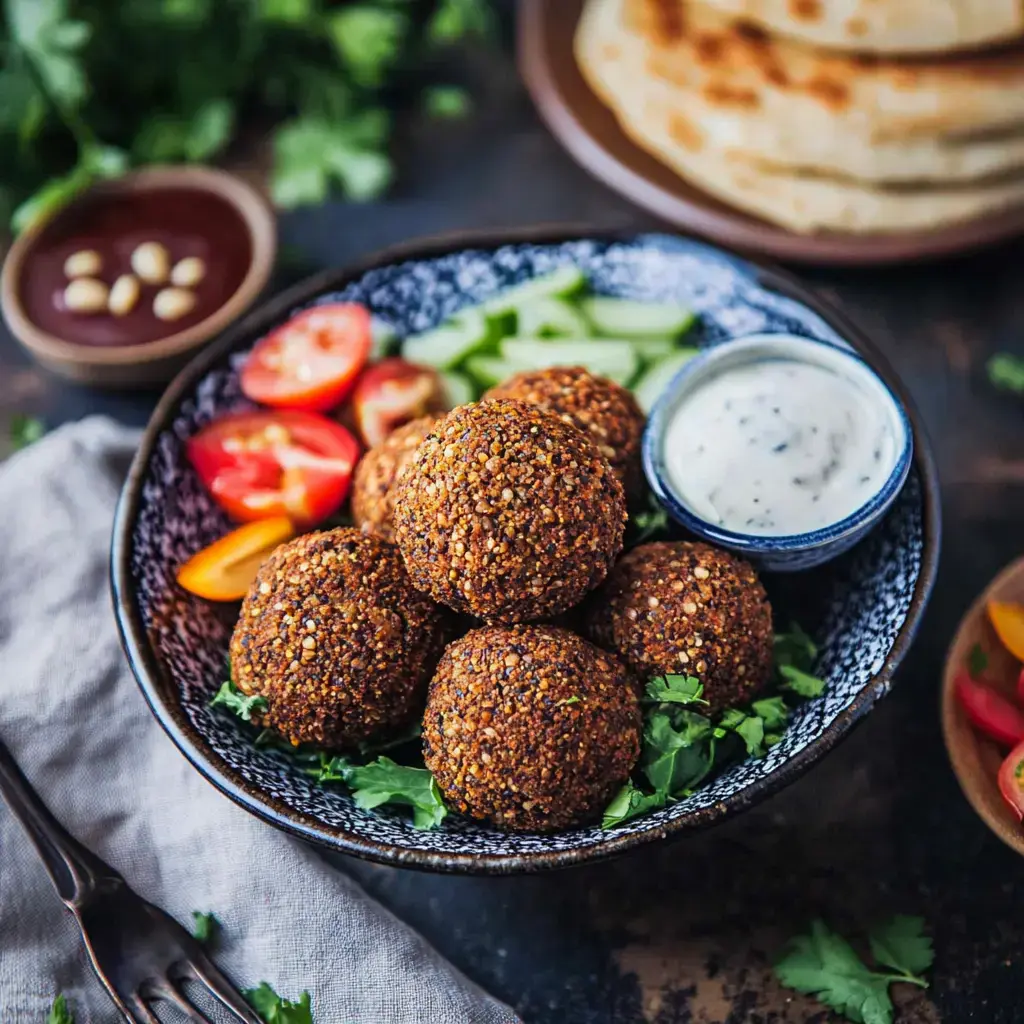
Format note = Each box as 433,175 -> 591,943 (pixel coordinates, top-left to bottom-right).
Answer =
0,734 -> 264,1024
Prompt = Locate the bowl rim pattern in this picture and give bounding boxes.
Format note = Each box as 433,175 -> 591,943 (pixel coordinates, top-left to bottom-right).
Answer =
110,224 -> 942,874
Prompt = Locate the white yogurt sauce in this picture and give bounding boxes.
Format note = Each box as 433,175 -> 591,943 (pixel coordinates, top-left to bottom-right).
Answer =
662,358 -> 900,536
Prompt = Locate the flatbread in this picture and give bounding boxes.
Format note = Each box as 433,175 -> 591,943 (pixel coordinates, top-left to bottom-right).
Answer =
576,0 -> 1024,233
686,0 -> 1024,55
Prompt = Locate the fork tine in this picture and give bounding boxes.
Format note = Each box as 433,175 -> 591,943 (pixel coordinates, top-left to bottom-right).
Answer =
182,950 -> 265,1024
131,994 -> 162,1024
150,978 -> 215,1024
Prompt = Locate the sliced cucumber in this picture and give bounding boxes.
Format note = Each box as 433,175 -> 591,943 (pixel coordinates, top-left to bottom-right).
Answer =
623,337 -> 676,363
632,348 -> 700,414
439,370 -> 478,409
483,266 -> 587,319
370,317 -> 400,360
580,297 -> 696,340
464,355 -> 512,390
499,338 -> 639,387
514,297 -> 591,338
402,308 -> 491,370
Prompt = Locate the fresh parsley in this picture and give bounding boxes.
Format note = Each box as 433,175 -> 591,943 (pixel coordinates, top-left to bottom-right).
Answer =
775,624 -> 827,697
245,982 -> 314,1024
629,494 -> 671,546
967,642 -> 989,679
778,663 -> 827,699
210,680 -> 268,723
192,910 -> 220,944
775,917 -> 933,1024
602,779 -> 666,828
643,674 -> 706,705
988,353 -> 1024,394
47,994 -> 75,1024
9,414 -> 46,451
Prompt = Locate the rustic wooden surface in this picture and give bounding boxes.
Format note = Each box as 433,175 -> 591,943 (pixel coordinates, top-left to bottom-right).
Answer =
3,45 -> 1023,1024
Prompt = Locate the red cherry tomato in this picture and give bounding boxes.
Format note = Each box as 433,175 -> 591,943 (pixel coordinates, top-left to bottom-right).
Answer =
999,739 -> 1024,822
241,303 -> 372,411
1017,666 -> 1024,706
187,411 -> 360,527
955,671 -> 1024,747
352,358 -> 445,447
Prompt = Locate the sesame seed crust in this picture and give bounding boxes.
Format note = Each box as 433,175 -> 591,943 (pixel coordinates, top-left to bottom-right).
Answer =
485,366 -> 646,501
423,625 -> 641,831
584,541 -> 774,712
351,415 -> 439,542
229,528 -> 449,750
392,399 -> 627,624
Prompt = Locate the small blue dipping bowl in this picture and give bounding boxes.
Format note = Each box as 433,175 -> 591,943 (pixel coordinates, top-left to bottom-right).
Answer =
642,333 -> 914,572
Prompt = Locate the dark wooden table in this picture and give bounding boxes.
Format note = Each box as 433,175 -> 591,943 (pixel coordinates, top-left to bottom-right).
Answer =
3,48 -> 1023,1024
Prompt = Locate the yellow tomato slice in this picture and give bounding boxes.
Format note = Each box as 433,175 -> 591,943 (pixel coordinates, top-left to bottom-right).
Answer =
988,600 -> 1024,663
176,517 -> 295,601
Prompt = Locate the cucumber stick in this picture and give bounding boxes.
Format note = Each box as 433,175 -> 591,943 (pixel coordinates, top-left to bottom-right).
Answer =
580,297 -> 695,340
499,339 -> 638,387
402,308 -> 491,370
514,297 -> 591,338
440,370 -> 478,408
632,348 -> 699,413
483,266 -> 586,318
464,355 -> 512,389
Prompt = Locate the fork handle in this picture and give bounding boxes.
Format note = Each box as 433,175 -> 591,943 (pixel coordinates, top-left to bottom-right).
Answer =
0,733 -> 124,906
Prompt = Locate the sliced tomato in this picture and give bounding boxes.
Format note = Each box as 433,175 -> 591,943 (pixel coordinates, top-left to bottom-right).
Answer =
187,410 -> 360,527
1018,666 -> 1024,706
352,357 -> 445,447
177,517 -> 296,601
955,671 -> 1024,747
241,303 -> 372,411
999,739 -> 1024,822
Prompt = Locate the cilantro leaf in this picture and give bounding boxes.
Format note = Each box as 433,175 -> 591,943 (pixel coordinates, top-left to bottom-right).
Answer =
601,780 -> 666,828
210,680 -> 268,723
47,994 -> 74,1024
868,916 -> 933,980
555,695 -> 581,707
718,708 -> 765,757
256,0 -> 313,22
424,86 -> 471,119
642,711 -> 714,793
191,910 -> 220,944
967,643 -> 988,679
344,757 -> 448,830
10,414 -> 46,451
427,0 -> 494,44
775,920 -> 894,1024
7,0 -> 90,112
327,7 -> 408,89
630,494 -> 670,545
774,623 -> 818,673
751,696 -> 789,732
305,753 -> 352,784
644,674 -> 706,705
779,664 -> 827,699
245,982 -> 314,1024
988,353 -> 1024,394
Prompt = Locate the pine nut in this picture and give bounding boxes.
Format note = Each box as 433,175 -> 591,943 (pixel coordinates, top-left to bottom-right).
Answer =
170,256 -> 206,287
153,287 -> 196,322
63,278 -> 109,314
130,241 -> 170,284
108,274 -> 140,317
63,250 -> 102,278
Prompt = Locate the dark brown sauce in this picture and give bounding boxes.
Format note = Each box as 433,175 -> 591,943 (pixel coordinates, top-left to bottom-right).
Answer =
21,187 -> 252,347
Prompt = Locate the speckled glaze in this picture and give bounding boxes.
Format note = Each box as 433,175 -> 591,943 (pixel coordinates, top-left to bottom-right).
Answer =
111,228 -> 940,874
643,334 -> 915,572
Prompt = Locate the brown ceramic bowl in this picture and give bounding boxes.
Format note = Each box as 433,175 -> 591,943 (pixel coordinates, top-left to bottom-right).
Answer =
518,0 -> 1024,266
942,557 -> 1024,857
1,166 -> 275,388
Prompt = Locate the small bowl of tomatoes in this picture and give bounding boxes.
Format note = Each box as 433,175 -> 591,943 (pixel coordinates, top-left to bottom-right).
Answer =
943,556 -> 1024,857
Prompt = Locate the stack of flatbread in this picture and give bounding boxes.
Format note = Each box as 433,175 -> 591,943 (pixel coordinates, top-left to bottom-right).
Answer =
575,0 -> 1024,233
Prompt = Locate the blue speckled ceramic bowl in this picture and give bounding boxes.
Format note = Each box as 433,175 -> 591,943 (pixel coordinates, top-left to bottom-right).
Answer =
111,228 -> 940,874
643,333 -> 915,572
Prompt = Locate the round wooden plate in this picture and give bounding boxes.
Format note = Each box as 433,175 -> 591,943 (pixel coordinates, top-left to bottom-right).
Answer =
517,0 -> 1024,266
942,557 -> 1024,858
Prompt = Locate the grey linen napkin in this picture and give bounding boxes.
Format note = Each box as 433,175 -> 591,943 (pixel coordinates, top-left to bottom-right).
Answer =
0,416 -> 520,1024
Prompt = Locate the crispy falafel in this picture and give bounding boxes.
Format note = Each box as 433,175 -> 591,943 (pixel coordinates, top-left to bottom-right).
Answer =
392,399 -> 627,624
423,625 -> 640,831
584,541 -> 773,712
351,415 -> 439,542
230,528 -> 449,750
485,366 -> 646,501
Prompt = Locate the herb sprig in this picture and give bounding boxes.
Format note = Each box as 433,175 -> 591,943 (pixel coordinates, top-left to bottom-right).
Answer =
246,982 -> 314,1024
47,994 -> 75,1024
775,916 -> 934,1024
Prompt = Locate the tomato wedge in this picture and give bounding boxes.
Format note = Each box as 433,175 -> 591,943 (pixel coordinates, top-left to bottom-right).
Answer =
241,303 -> 372,411
177,517 -> 296,601
999,739 -> 1024,822
352,357 -> 445,447
187,410 -> 360,527
955,671 -> 1024,747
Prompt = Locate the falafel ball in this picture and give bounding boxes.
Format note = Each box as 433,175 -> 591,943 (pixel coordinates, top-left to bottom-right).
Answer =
423,625 -> 640,831
485,366 -> 646,501
392,399 -> 626,624
584,541 -> 773,712
351,415 -> 439,542
230,528 -> 449,750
